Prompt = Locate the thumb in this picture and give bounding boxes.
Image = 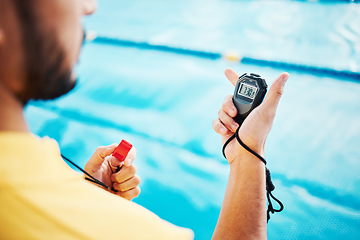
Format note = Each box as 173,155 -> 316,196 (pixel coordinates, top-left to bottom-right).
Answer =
259,72 -> 289,119
224,68 -> 239,86
86,144 -> 117,172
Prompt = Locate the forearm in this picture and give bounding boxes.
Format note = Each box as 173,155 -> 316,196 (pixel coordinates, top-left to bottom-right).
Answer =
212,149 -> 267,240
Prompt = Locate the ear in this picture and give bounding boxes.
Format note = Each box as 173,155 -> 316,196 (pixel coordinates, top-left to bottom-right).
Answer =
0,25 -> 6,47
0,29 -> 3,45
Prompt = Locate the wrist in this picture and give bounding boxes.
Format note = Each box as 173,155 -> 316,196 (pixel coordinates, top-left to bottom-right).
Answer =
238,137 -> 265,158
223,129 -> 266,165
229,147 -> 265,169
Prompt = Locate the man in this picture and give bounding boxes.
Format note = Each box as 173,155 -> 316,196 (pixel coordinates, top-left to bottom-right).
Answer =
0,0 -> 289,239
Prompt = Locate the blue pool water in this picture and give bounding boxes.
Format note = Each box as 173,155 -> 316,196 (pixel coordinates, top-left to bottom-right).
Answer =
25,1 -> 360,239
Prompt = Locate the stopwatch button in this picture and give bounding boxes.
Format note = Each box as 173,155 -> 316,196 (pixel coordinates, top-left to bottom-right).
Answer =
250,73 -> 260,77
262,78 -> 268,88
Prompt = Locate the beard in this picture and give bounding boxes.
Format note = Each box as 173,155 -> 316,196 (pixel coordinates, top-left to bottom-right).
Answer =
20,34 -> 78,103
12,0 -> 79,105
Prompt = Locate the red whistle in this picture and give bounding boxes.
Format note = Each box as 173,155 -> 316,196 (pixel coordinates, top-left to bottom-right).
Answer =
112,140 -> 133,162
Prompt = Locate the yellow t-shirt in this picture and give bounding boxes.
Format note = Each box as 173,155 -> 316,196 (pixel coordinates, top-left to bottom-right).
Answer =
0,132 -> 194,240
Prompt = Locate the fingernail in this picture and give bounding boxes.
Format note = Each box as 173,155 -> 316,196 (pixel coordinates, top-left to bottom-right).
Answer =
232,124 -> 239,131
281,73 -> 289,84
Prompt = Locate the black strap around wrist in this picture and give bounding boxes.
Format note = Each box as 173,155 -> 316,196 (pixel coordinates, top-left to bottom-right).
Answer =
222,127 -> 283,222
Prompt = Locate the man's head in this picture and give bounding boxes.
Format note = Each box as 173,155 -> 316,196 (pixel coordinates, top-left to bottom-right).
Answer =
0,0 -> 96,105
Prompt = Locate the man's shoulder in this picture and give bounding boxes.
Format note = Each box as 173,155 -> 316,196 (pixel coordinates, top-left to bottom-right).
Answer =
0,132 -> 194,240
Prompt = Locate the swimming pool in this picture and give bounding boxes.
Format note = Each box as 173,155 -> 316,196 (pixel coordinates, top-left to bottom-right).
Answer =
25,0 -> 360,239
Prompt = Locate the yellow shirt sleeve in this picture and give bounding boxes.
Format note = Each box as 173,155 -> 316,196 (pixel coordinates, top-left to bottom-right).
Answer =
0,133 -> 194,240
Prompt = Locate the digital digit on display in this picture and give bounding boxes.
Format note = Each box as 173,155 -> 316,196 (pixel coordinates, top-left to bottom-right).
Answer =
238,83 -> 258,99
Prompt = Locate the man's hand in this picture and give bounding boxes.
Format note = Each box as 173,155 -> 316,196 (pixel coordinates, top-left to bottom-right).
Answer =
84,144 -> 141,200
213,69 -> 289,164
211,69 -> 289,239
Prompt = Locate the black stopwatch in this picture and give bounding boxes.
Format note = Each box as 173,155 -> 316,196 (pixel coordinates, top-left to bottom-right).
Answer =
233,73 -> 268,125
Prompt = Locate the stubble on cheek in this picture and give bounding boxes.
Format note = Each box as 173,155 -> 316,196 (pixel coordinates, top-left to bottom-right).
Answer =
12,0 -> 79,103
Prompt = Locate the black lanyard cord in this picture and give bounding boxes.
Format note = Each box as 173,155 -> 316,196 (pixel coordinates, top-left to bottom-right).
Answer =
61,154 -> 110,190
222,127 -> 284,222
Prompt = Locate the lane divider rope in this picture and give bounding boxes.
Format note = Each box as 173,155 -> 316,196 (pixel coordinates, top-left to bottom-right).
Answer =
86,31 -> 360,81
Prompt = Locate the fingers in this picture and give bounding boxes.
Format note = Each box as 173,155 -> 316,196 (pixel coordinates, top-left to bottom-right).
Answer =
212,112 -> 239,135
83,0 -> 97,16
213,118 -> 230,135
219,109 -> 239,132
113,175 -> 141,192
224,68 -> 239,86
115,187 -> 141,201
109,146 -> 137,170
111,164 -> 137,183
259,72 -> 289,121
85,144 -> 117,172
213,94 -> 239,135
112,164 -> 141,201
124,147 -> 136,167
222,95 -> 237,118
